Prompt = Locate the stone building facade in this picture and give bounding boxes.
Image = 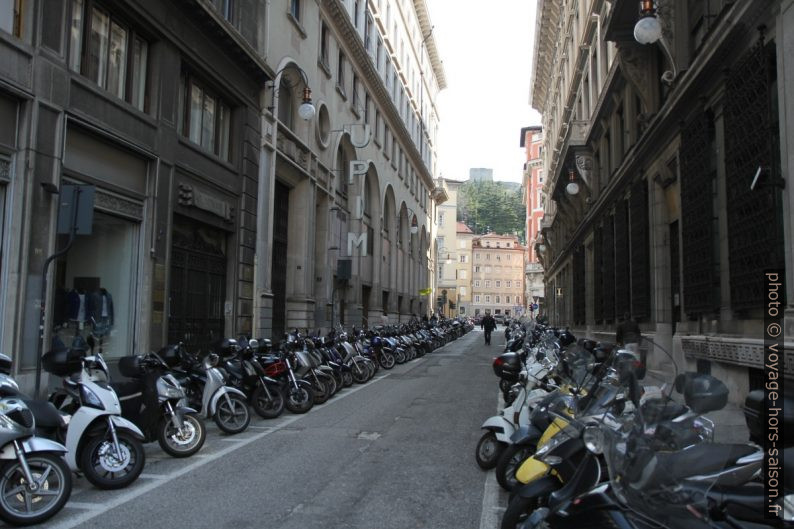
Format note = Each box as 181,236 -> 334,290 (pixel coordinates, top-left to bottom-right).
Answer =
531,0 -> 793,403
471,234 -> 525,319
0,0 -> 446,391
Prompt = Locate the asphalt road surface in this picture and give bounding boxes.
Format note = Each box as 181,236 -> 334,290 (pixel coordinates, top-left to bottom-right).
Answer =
26,328 -> 509,529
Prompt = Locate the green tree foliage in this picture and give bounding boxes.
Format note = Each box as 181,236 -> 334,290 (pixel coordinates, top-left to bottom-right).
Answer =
457,180 -> 525,241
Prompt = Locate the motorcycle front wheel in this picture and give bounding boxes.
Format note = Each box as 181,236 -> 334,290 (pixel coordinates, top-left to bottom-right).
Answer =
284,385 -> 314,414
0,454 -> 72,526
158,412 -> 206,458
214,394 -> 251,434
304,374 -> 329,405
475,431 -> 506,470
252,383 -> 285,419
378,351 -> 396,369
351,362 -> 369,384
81,431 -> 145,490
501,494 -> 548,529
496,443 -> 536,491
341,371 -> 354,387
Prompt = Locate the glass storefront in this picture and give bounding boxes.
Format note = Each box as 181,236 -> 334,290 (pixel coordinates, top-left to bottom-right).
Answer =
53,210 -> 139,358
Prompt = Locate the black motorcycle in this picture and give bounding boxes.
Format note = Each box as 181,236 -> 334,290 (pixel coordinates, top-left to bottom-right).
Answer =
113,349 -> 206,458
221,339 -> 286,419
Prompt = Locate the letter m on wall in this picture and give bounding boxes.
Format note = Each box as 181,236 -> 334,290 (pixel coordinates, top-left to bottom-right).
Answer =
348,232 -> 368,257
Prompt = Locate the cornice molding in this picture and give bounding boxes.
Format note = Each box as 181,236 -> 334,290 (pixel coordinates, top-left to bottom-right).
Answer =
411,0 -> 447,90
325,0 -> 436,191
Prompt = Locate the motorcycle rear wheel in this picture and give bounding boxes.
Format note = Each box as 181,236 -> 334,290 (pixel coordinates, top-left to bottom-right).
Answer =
252,383 -> 286,419
0,454 -> 72,526
214,394 -> 251,434
341,371 -> 354,387
158,413 -> 206,458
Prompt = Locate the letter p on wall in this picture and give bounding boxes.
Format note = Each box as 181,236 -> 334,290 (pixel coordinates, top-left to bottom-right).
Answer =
349,160 -> 369,185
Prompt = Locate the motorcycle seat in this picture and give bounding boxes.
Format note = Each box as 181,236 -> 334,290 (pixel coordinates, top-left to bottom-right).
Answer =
23,399 -> 66,429
651,443 -> 759,484
111,380 -> 143,399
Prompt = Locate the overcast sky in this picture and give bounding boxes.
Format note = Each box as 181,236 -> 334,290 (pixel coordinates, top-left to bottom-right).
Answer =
426,0 -> 542,184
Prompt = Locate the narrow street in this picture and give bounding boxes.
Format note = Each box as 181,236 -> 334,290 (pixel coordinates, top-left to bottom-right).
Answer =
27,329 -> 507,529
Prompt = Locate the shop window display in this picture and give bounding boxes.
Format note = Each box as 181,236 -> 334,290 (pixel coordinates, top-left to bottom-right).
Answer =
52,211 -> 138,358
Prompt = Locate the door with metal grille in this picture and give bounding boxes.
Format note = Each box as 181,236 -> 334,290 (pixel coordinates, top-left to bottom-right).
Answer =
272,182 -> 289,342
169,216 -> 227,351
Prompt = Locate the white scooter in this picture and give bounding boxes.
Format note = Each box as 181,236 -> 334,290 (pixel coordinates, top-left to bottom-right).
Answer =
475,348 -> 558,470
44,351 -> 146,490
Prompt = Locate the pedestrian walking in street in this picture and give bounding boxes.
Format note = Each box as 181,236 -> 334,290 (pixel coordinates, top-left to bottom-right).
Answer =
616,312 -> 641,356
483,313 -> 496,345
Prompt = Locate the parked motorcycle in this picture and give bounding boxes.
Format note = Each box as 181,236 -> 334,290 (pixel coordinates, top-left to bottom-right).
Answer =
112,349 -> 206,457
0,355 -> 72,526
174,346 -> 251,434
42,345 -> 146,490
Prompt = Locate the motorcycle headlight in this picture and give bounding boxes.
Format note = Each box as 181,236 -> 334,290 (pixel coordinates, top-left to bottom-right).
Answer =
156,377 -> 185,400
583,426 -> 605,454
80,385 -> 105,410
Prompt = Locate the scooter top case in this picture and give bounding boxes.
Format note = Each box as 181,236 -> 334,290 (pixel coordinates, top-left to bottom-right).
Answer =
493,352 -> 523,383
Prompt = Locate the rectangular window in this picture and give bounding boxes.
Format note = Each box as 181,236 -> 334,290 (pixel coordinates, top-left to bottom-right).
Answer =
495,295 -> 501,304
459,240 -> 466,249
337,51 -> 346,94
486,253 -> 491,260
515,280 -> 521,288
485,266 -> 491,273
485,280 -> 491,288
460,287 -> 467,297
364,93 -> 370,123
496,280 -> 501,288
290,0 -> 300,20
320,22 -> 329,66
475,295 -> 480,303
459,255 -> 466,263
474,280 -> 480,287
475,254 -> 481,260
181,73 -> 232,161
68,1 -> 148,111
506,295 -> 511,304
506,280 -> 511,288
214,0 -> 233,22
352,73 -> 359,108
459,270 -> 467,280
474,266 -> 480,273
0,0 -> 23,36
485,295 -> 491,303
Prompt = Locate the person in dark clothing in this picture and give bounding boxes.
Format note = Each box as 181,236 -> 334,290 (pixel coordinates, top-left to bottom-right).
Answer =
483,314 -> 496,345
616,312 -> 641,355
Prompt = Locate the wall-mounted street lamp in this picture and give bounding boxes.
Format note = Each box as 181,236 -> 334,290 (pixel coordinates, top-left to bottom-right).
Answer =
267,63 -> 316,121
398,207 -> 420,235
633,0 -> 677,84
633,0 -> 662,44
565,169 -> 580,196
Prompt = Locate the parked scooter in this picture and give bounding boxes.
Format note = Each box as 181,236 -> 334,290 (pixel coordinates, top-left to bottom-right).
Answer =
221,339 -> 286,419
42,345 -> 146,490
0,355 -> 72,526
112,348 -> 206,457
174,346 -> 251,434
